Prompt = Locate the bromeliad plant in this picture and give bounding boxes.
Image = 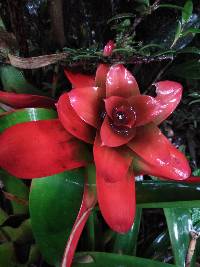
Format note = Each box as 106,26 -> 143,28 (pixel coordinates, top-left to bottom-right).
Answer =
0,42 -> 191,266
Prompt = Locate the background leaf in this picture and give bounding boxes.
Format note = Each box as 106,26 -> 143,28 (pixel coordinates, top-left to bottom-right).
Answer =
182,0 -> 193,24
112,208 -> 142,255
0,170 -> 29,214
0,243 -> 16,267
136,181 -> 200,208
164,208 -> 192,267
72,252 -> 176,267
0,66 -> 42,95
29,170 -> 84,266
168,60 -> 200,80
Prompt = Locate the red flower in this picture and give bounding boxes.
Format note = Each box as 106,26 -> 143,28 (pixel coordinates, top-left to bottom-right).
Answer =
0,49 -> 191,231
60,62 -> 191,233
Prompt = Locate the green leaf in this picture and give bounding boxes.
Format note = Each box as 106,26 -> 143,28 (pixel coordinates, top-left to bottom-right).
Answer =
136,180 -> 200,208
192,208 -> 200,227
72,252 -> 176,267
0,169 -> 29,214
0,243 -> 16,267
29,169 -> 85,266
113,208 -> 142,255
2,219 -> 33,243
168,60 -> 200,79
135,0 -> 150,6
189,99 -> 200,105
140,12 -> 200,50
181,27 -> 200,36
156,4 -> 183,11
164,208 -> 192,267
178,46 -> 200,54
27,245 -> 40,265
0,207 -> 8,225
144,231 -> 170,259
0,66 -> 42,94
182,0 -> 193,24
0,108 -> 57,132
193,169 -> 200,176
171,21 -> 182,48
85,165 -> 97,251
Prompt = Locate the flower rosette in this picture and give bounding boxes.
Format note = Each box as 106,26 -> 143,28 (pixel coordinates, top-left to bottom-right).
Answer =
60,59 -> 191,233
0,41 -> 191,267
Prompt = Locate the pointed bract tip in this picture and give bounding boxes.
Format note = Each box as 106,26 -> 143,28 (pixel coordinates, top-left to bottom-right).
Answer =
103,40 -> 115,57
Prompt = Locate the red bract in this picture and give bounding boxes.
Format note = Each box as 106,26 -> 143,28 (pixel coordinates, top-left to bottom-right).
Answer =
0,91 -> 56,109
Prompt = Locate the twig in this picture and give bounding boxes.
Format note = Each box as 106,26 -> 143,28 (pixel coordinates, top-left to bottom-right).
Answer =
8,52 -> 69,69
1,52 -> 174,70
146,60 -> 173,93
186,230 -> 200,267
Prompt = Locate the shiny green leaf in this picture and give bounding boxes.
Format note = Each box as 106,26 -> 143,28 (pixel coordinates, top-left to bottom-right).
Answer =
136,181 -> 200,208
164,208 -> 192,267
171,21 -> 182,48
144,231 -> 170,259
0,169 -> 29,214
113,208 -> 142,255
135,0 -> 150,7
0,108 -> 57,132
192,208 -> 200,227
72,252 -> 176,267
0,66 -> 41,94
182,27 -> 200,36
85,165 -> 97,251
29,169 -> 84,266
182,0 -> 193,24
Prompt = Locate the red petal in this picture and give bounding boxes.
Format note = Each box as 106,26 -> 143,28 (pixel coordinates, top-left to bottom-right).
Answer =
103,40 -> 115,56
0,119 -> 88,178
57,93 -> 95,143
94,133 -> 133,182
64,70 -> 95,88
94,134 -> 135,233
105,96 -> 127,118
95,64 -> 109,88
61,179 -> 96,267
100,116 -> 136,147
0,91 -> 55,109
153,81 -> 182,125
105,95 -> 158,127
106,64 -> 140,98
96,171 -> 135,233
129,123 -> 191,180
128,95 -> 158,126
68,86 -> 105,128
132,149 -> 191,181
